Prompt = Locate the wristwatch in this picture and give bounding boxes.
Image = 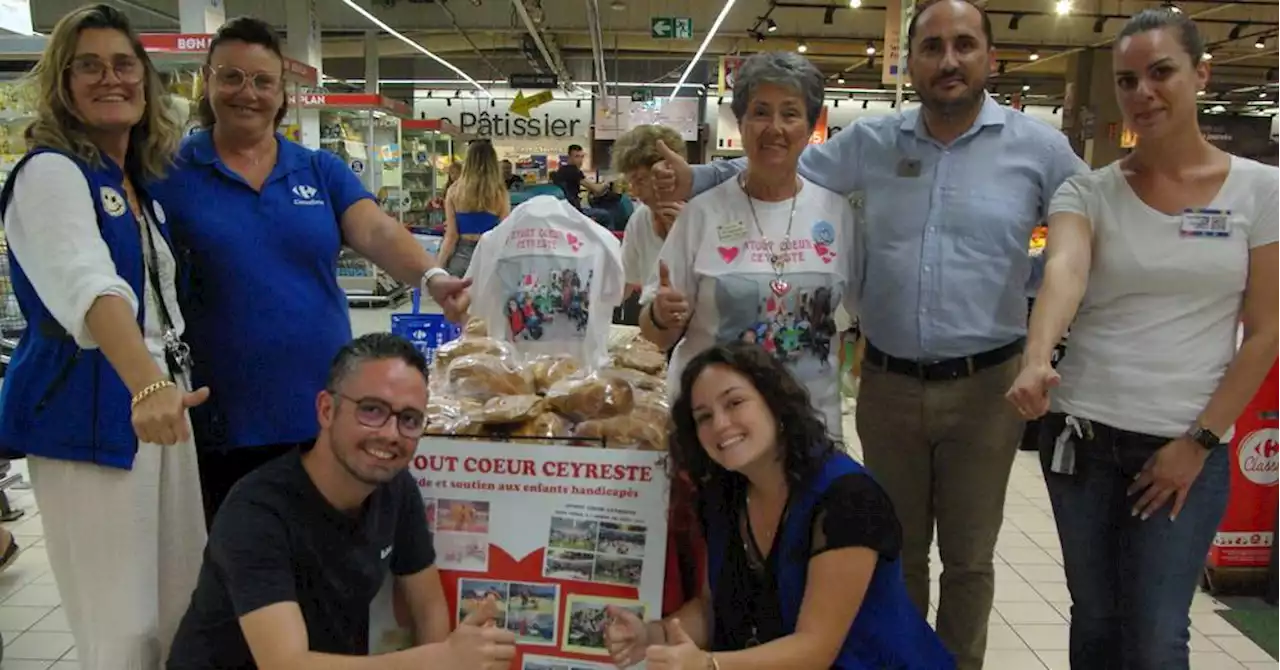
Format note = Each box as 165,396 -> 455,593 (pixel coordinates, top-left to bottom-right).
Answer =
421,267 -> 450,294
1184,423 -> 1222,451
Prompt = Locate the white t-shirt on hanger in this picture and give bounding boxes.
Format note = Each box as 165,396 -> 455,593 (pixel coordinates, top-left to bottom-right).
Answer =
645,176 -> 858,439
1049,155 -> 1279,438
465,196 -> 625,368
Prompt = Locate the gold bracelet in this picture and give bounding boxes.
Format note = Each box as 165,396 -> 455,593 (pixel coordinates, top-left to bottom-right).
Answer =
131,380 -> 175,409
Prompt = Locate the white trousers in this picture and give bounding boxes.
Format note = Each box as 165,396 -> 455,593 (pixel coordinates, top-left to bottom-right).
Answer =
30,440 -> 206,670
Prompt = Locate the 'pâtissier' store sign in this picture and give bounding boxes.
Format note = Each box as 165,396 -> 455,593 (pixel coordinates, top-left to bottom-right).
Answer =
412,90 -> 590,141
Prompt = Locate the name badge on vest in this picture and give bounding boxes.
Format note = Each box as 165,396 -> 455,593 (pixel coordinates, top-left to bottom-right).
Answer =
1179,208 -> 1231,238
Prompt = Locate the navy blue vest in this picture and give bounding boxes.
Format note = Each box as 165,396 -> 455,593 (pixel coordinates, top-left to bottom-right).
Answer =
0,148 -> 171,469
706,452 -> 955,669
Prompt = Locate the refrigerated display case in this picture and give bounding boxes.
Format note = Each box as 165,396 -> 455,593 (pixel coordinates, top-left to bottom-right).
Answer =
291,92 -> 412,307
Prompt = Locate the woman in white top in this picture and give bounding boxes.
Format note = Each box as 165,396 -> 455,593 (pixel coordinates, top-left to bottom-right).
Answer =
0,6 -> 208,668
641,52 -> 857,438
1006,10 -> 1278,669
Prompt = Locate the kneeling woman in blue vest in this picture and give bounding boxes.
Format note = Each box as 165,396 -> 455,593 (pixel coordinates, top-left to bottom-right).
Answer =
0,5 -> 209,668
605,343 -> 953,669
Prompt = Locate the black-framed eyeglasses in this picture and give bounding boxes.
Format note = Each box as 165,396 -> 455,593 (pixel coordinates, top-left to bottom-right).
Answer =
68,55 -> 144,84
334,393 -> 426,438
208,65 -> 282,94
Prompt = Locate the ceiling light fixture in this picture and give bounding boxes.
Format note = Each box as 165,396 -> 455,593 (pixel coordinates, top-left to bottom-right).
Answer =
1022,83 -> 1031,91
866,41 -> 877,55
837,75 -> 846,84
1029,51 -> 1040,61
824,7 -> 836,24
670,0 -> 739,101
1055,0 -> 1071,16
1229,24 -> 1245,40
1008,14 -> 1022,30
849,0 -> 862,8
1162,1 -> 1182,14
798,40 -> 808,53
1202,52 -> 1213,61
1256,36 -> 1267,49
1092,17 -> 1105,33
766,18 -> 778,33
337,0 -> 489,97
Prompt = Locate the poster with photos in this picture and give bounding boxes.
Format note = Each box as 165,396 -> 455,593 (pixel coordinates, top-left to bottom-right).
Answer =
369,439 -> 669,666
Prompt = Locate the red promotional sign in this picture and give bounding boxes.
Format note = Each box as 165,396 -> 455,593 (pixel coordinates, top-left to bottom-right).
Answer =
139,33 -> 212,53
1209,359 -> 1279,568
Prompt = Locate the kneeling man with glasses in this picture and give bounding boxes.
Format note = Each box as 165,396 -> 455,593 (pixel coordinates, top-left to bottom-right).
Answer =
168,334 -> 515,669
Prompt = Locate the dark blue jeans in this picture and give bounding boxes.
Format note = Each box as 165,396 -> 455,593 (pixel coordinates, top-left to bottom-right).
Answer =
1037,413 -> 1229,670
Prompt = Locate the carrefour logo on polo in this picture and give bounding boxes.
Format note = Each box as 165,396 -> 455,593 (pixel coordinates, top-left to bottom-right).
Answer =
292,184 -> 324,206
1238,428 -> 1278,486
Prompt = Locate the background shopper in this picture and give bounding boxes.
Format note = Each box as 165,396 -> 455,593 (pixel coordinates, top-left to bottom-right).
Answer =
606,343 -> 951,669
151,17 -> 469,525
439,140 -> 509,277
1007,10 -> 1278,669
0,5 -> 207,667
640,52 -> 857,441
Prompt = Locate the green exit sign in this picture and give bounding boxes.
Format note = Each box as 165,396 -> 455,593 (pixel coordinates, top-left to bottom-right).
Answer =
651,16 -> 693,40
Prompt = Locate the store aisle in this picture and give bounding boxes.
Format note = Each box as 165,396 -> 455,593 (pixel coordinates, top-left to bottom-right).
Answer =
0,320 -> 1270,668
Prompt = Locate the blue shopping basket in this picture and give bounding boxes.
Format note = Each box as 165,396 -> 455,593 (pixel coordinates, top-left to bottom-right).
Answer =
390,290 -> 461,365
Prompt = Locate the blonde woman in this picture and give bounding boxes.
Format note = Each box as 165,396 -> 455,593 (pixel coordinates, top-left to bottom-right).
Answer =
440,141 -> 510,277
0,5 -> 207,668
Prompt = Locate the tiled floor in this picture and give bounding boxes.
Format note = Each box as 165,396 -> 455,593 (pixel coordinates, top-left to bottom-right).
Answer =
0,316 -> 1272,668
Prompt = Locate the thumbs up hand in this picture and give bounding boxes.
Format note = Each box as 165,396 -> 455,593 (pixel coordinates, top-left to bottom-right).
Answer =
651,140 -> 694,203
644,618 -> 707,670
652,260 -> 690,330
603,604 -> 649,668
447,601 -> 517,670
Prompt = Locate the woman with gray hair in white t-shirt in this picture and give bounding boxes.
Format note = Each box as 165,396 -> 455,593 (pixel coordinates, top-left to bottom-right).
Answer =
1006,9 -> 1278,670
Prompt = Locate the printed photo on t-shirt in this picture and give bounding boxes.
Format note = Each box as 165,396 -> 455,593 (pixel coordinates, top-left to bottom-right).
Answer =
712,272 -> 841,371
498,260 -> 595,343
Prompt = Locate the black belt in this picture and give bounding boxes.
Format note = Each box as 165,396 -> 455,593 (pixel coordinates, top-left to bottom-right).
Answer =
865,338 -> 1024,382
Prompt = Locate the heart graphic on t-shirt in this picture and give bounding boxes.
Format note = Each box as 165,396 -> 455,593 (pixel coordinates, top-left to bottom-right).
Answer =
566,233 -> 583,252
717,246 -> 740,264
815,243 -> 837,264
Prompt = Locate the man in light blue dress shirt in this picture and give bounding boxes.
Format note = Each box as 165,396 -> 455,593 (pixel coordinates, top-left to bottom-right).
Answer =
654,1 -> 1086,667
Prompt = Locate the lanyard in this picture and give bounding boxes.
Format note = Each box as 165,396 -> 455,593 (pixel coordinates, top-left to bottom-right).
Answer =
136,198 -> 191,383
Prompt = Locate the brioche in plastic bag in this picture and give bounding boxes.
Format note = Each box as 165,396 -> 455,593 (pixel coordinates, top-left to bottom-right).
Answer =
544,374 -> 635,422
528,354 -> 582,394
574,415 -> 667,451
444,353 -> 535,399
433,336 -> 516,371
477,395 -> 546,425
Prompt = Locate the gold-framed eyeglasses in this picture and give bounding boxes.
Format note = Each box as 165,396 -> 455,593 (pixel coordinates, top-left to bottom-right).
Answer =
209,65 -> 282,94
335,393 -> 426,438
68,55 -> 144,84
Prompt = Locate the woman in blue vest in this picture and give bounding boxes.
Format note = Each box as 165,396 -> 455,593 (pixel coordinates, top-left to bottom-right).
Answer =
439,139 -> 509,277
149,17 -> 469,525
0,5 -> 208,667
605,343 -> 952,669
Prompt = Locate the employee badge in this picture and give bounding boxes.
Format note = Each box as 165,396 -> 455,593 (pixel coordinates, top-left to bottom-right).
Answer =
1179,208 -> 1231,238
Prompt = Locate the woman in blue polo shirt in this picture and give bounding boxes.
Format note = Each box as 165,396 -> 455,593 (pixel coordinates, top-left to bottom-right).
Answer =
604,343 -> 952,669
0,5 -> 208,666
153,17 -> 469,524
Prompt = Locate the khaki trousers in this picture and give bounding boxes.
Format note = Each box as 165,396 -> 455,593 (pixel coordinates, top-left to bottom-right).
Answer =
856,355 -> 1024,670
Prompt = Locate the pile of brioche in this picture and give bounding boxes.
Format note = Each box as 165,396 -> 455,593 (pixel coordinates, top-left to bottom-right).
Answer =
425,318 -> 670,451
